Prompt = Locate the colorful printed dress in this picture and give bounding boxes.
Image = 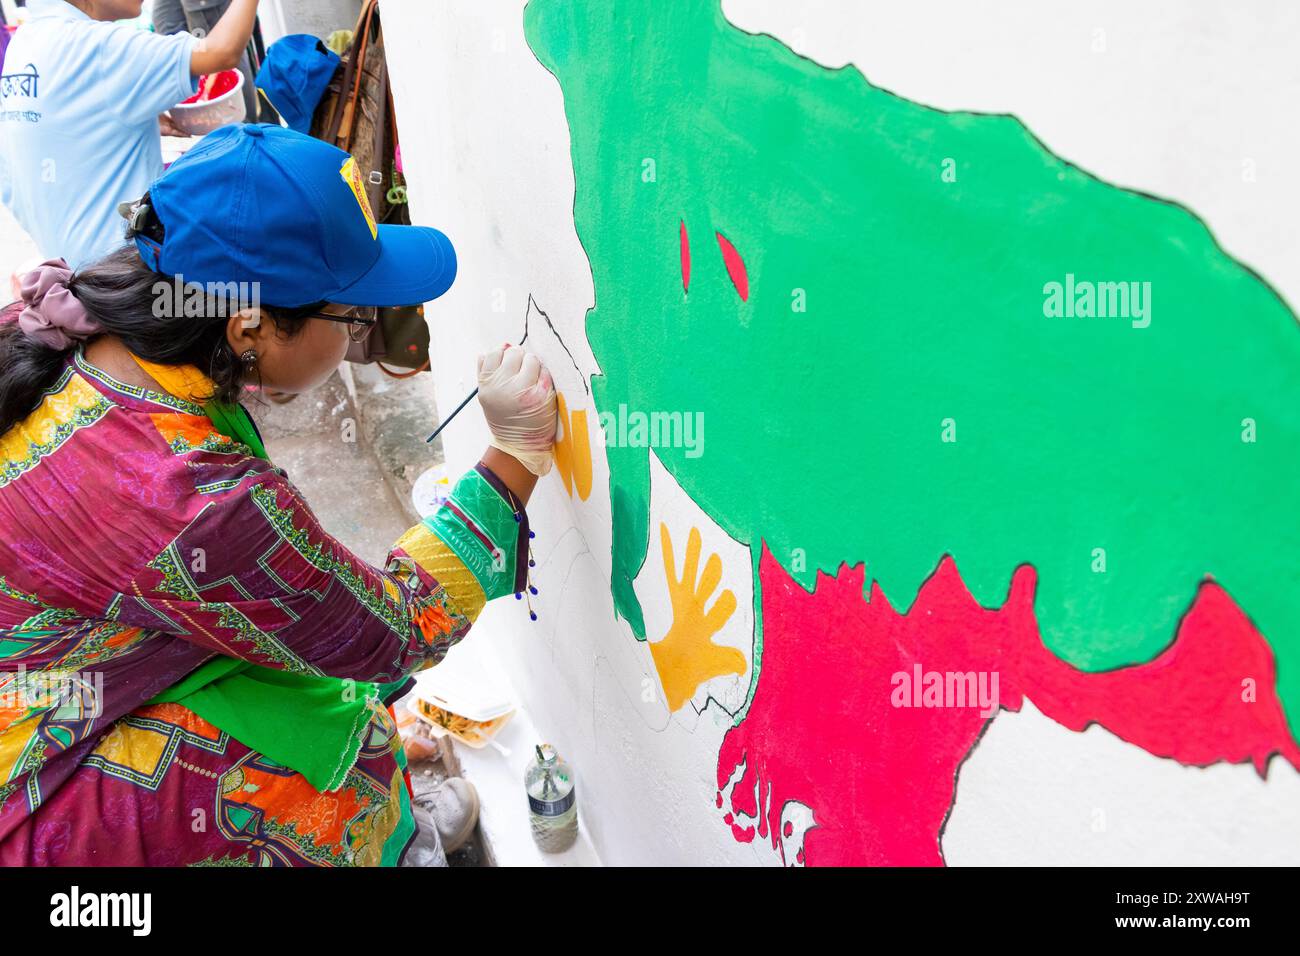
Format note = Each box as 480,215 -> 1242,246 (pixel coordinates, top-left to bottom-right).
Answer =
0,350 -> 528,865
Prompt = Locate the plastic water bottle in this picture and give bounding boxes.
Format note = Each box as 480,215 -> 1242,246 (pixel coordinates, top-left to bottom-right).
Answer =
526,743 -> 578,853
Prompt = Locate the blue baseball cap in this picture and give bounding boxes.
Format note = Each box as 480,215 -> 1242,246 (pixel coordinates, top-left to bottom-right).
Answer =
134,123 -> 455,308
255,34 -> 340,134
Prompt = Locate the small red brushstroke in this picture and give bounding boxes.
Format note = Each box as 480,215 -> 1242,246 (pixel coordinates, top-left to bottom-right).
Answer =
718,546 -> 1300,867
715,231 -> 749,301
679,220 -> 690,294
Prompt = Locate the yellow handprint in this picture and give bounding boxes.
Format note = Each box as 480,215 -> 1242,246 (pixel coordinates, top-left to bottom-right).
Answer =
649,523 -> 747,712
552,391 -> 593,500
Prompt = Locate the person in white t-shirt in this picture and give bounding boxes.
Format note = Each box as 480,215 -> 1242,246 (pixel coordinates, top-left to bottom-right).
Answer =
0,0 -> 260,268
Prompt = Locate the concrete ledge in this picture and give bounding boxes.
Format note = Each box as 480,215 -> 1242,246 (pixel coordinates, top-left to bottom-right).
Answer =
414,639 -> 602,867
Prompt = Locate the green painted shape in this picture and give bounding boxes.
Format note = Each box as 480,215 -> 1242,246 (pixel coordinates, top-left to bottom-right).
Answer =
524,1 -> 1300,735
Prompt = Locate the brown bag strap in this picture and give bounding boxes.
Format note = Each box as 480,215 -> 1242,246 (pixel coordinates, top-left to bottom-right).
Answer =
325,0 -> 377,148
365,51 -> 391,213
338,10 -> 373,146
323,3 -> 363,142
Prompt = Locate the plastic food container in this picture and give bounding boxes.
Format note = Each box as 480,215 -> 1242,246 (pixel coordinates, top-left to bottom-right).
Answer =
414,697 -> 514,750
411,653 -> 516,750
169,69 -> 246,136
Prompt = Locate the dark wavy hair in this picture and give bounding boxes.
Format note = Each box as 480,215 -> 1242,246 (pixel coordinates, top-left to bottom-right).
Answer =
0,245 -> 324,435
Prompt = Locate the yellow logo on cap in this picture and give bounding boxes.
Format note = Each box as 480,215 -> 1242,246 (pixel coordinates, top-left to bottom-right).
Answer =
340,156 -> 378,239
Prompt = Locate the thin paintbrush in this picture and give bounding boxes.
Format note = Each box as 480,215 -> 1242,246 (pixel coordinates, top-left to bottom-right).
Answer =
425,386 -> 479,443
425,302 -> 534,444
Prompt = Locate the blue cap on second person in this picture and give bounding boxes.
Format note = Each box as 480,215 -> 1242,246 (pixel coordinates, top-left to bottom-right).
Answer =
255,34 -> 341,134
135,123 -> 455,308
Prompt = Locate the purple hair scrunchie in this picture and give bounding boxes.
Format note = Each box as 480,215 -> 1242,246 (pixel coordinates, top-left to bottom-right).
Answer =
16,258 -> 101,350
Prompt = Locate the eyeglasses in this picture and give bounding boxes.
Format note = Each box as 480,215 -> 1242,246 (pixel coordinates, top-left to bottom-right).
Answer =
310,304 -> 377,343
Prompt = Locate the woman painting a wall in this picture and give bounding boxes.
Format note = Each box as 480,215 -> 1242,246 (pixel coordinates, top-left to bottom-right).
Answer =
0,123 -> 560,865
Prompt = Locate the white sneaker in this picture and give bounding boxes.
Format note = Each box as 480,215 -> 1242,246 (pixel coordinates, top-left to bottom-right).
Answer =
419,777 -> 480,855
402,805 -> 449,868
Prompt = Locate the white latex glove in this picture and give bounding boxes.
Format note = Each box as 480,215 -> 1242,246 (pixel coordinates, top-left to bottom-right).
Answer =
478,344 -> 559,476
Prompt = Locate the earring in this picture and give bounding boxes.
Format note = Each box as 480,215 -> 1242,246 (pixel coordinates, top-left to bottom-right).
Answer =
240,349 -> 257,367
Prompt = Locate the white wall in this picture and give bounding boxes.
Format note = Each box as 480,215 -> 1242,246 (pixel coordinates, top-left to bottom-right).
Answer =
382,0 -> 1300,866
257,0 -> 361,46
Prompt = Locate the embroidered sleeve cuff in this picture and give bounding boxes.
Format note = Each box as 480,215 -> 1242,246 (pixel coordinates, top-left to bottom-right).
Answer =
419,464 -> 529,602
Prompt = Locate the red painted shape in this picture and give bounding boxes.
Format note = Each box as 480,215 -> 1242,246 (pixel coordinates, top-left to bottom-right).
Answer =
717,546 -> 1300,867
679,220 -> 690,294
715,231 -> 749,300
